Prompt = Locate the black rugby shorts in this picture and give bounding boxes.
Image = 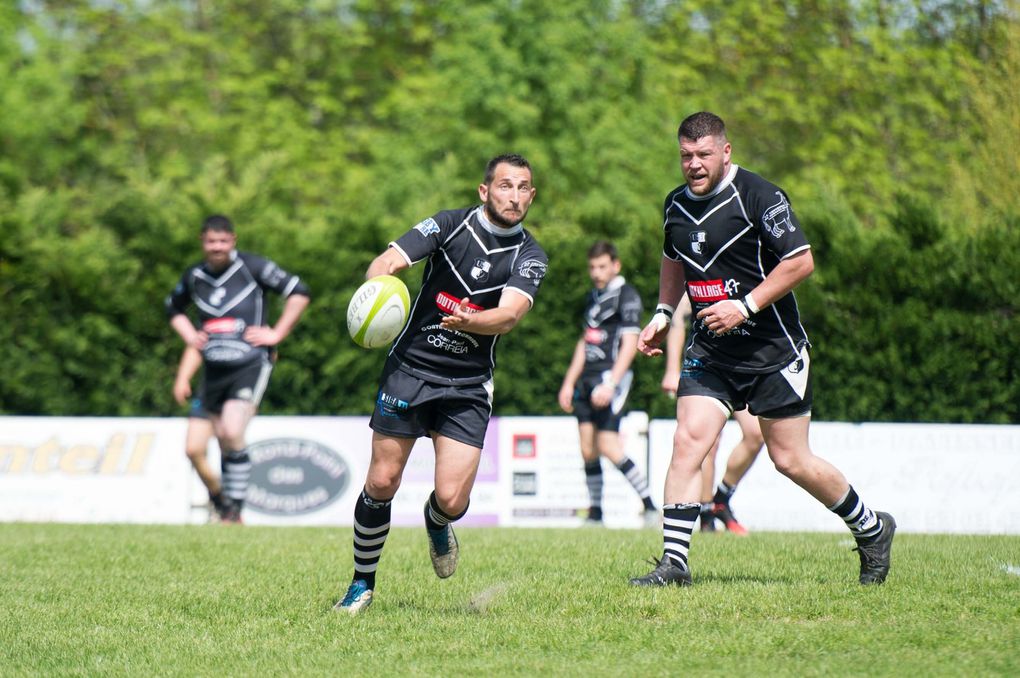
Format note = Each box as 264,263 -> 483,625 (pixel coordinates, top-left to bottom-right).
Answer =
370,360 -> 493,448
677,346 -> 812,418
200,357 -> 274,414
572,370 -> 633,432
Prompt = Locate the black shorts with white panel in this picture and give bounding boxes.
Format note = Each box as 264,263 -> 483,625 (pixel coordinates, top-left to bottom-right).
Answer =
370,357 -> 494,448
572,370 -> 634,432
677,346 -> 812,419
199,356 -> 274,414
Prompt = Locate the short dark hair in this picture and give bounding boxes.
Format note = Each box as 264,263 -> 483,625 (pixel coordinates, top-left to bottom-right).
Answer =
484,153 -> 532,185
201,214 -> 235,234
587,240 -> 619,261
678,111 -> 727,143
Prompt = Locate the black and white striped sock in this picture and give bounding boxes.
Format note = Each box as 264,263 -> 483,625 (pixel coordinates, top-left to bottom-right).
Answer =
221,449 -> 251,507
584,460 -> 603,519
616,457 -> 655,509
829,485 -> 883,541
424,490 -> 468,531
663,503 -> 700,571
353,489 -> 391,589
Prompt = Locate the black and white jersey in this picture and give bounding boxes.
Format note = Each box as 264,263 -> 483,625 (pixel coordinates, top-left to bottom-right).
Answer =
662,165 -> 810,373
166,250 -> 309,368
580,276 -> 642,376
388,205 -> 548,385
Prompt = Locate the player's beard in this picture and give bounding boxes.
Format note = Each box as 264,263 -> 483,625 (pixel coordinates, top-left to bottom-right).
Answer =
485,198 -> 525,228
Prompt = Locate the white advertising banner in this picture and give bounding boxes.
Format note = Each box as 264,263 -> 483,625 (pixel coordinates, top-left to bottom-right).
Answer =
0,417 -> 192,524
647,419 -> 1020,534
494,413 -> 652,529
3,417 -> 1018,533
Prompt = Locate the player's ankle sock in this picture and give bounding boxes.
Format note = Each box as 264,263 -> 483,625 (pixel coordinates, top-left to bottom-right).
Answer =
584,460 -> 603,514
615,457 -> 654,508
828,485 -> 883,541
663,503 -> 700,571
700,502 -> 713,516
713,480 -> 737,506
353,488 -> 392,589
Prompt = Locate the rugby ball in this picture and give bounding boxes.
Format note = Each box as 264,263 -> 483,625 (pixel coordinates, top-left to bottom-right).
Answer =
347,275 -> 411,349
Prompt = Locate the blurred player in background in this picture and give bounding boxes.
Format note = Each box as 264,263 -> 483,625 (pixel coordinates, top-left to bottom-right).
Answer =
335,153 -> 548,615
166,215 -> 310,524
661,295 -> 764,534
632,112 -> 895,588
558,241 -> 657,527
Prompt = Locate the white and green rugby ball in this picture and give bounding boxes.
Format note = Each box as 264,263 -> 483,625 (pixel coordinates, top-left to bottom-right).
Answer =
347,275 -> 411,349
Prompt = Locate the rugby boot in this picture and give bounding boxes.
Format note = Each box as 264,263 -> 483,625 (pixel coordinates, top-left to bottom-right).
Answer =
334,579 -> 373,615
425,500 -> 459,578
712,502 -> 748,535
629,554 -> 692,587
855,511 -> 896,585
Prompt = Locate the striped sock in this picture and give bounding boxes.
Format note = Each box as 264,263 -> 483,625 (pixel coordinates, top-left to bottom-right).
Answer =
353,489 -> 391,589
662,503 -> 700,571
616,457 -> 655,510
829,485 -> 883,541
221,449 -> 251,507
584,460 -> 603,519
424,490 -> 468,530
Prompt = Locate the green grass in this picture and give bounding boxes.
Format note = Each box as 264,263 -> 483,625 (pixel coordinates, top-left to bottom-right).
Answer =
1,523 -> 1018,677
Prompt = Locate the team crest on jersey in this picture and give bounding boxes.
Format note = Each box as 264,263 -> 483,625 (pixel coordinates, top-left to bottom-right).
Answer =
470,258 -> 491,282
762,191 -> 795,238
210,287 -> 227,306
518,259 -> 547,280
413,217 -> 440,237
690,231 -> 707,255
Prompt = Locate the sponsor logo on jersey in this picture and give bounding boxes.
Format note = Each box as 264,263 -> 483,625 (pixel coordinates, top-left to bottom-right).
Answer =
690,231 -> 707,254
203,317 -> 244,334
414,217 -> 441,237
246,438 -> 350,516
210,287 -> 227,306
584,327 -> 607,344
470,258 -> 492,282
687,279 -> 728,302
436,291 -> 484,315
762,191 -> 795,238
427,333 -> 469,354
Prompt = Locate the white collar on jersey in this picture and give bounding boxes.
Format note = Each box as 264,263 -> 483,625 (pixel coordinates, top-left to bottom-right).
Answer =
475,205 -> 524,237
684,164 -> 739,201
604,275 -> 626,293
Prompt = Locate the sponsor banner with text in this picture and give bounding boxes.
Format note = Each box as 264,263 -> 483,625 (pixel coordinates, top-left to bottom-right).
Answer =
647,420 -> 1020,534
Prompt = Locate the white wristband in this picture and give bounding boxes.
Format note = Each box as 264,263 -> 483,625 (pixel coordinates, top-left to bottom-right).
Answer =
651,312 -> 671,333
728,299 -> 749,319
744,293 -> 760,314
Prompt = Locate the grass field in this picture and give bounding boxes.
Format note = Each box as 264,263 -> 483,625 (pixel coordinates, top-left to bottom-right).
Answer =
1,523 -> 1017,677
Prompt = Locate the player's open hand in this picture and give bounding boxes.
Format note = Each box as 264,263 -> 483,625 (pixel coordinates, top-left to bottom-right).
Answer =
245,325 -> 282,346
638,317 -> 669,357
557,384 -> 574,413
440,297 -> 474,331
172,379 -> 192,406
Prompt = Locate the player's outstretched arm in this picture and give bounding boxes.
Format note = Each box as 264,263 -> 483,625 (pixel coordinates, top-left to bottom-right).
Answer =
365,247 -> 410,280
440,289 -> 531,336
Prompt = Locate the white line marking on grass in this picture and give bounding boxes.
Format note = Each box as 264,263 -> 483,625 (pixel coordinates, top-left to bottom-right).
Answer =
1001,563 -> 1020,577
